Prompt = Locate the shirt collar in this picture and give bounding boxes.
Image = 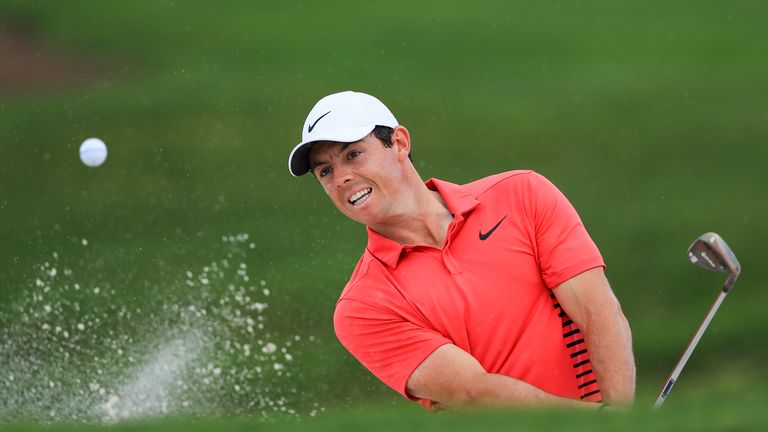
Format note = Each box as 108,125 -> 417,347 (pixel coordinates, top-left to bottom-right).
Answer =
366,178 -> 480,268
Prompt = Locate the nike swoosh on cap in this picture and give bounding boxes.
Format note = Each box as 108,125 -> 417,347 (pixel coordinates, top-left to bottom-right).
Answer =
308,111 -> 331,133
479,215 -> 507,241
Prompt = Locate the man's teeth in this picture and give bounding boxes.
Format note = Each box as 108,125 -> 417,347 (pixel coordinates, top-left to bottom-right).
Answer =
349,188 -> 372,205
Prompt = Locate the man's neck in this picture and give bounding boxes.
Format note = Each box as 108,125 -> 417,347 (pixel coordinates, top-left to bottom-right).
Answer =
370,187 -> 453,249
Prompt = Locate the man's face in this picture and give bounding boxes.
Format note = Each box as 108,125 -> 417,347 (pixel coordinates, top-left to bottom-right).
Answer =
308,133 -> 405,226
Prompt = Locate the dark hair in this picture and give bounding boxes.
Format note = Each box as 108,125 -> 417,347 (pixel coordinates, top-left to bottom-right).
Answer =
372,126 -> 412,160
372,126 -> 394,147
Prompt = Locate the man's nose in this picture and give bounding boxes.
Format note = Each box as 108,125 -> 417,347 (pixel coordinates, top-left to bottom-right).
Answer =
335,167 -> 353,187
336,171 -> 352,187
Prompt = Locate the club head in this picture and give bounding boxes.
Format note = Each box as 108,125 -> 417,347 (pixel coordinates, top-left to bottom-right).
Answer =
688,232 -> 741,290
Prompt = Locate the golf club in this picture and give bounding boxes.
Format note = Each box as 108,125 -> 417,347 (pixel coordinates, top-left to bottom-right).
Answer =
653,232 -> 741,410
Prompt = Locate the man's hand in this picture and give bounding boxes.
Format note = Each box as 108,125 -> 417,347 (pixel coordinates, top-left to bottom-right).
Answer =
553,267 -> 636,405
406,344 -> 599,409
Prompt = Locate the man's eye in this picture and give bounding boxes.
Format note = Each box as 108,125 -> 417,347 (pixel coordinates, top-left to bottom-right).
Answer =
319,166 -> 331,177
348,150 -> 361,159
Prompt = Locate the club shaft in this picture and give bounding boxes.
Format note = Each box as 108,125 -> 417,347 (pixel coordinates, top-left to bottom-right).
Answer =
653,289 -> 728,410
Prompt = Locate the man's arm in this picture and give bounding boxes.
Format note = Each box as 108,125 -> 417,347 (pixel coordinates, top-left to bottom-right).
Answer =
406,344 -> 601,409
552,267 -> 636,405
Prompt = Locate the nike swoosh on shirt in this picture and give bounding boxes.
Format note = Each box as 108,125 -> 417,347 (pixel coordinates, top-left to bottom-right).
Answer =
479,215 -> 507,240
307,111 -> 331,133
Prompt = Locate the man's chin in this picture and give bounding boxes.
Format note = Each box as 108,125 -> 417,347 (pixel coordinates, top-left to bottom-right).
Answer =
348,214 -> 373,226
343,209 -> 376,227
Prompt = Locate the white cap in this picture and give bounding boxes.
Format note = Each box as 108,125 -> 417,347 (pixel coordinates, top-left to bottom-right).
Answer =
288,91 -> 398,176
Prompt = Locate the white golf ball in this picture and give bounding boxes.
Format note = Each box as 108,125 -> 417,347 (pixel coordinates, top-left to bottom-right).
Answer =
79,138 -> 108,167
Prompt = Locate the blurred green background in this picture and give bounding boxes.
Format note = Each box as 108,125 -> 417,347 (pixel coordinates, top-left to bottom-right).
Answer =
1,0 -> 767,429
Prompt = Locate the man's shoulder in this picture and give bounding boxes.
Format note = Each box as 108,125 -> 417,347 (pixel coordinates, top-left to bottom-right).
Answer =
460,169 -> 541,196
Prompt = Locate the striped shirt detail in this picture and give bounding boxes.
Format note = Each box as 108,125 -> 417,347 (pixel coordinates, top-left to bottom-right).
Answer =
550,291 -> 602,402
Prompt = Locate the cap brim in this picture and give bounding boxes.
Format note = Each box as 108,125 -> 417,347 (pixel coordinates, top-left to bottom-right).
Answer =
288,142 -> 313,177
288,125 -> 375,176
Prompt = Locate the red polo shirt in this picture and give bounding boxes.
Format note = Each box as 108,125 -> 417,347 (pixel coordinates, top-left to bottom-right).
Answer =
333,170 -> 605,408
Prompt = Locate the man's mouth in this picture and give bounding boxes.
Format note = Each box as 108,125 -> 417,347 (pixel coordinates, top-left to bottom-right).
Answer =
348,187 -> 372,206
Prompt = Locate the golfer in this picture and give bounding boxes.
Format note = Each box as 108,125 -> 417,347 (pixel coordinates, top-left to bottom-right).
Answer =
289,91 -> 635,410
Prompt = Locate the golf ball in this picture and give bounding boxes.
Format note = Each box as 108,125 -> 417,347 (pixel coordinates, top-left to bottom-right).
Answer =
79,138 -> 108,167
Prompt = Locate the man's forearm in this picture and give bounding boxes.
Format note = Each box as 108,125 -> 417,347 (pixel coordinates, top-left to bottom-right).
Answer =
407,343 -> 604,409
582,304 -> 636,405
446,372 -> 600,409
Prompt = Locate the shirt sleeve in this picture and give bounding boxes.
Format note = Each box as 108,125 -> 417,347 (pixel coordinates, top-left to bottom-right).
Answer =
334,296 -> 452,402
524,171 -> 605,288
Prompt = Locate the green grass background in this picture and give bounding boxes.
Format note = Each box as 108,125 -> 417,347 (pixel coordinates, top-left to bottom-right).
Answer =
1,0 -> 767,429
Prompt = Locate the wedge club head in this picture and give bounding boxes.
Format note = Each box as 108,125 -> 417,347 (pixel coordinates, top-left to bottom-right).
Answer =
687,232 -> 741,292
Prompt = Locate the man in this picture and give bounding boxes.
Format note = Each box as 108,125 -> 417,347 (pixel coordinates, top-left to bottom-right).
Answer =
288,91 -> 635,410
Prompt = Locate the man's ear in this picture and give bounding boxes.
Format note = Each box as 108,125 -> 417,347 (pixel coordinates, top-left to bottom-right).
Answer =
391,126 -> 411,162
